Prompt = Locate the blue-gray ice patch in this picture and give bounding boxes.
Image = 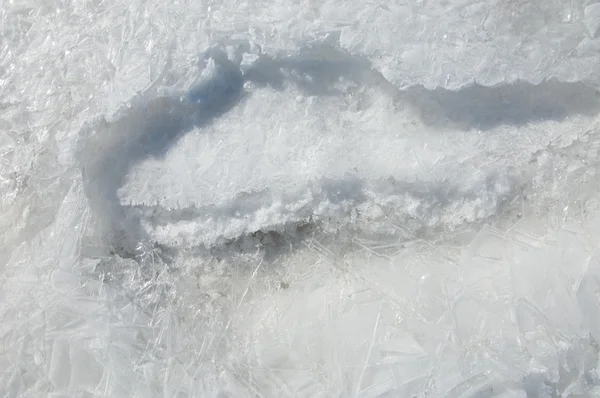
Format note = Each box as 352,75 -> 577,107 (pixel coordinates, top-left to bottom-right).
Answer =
186,51 -> 245,106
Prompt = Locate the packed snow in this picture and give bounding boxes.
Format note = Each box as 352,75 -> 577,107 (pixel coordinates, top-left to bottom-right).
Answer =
2,0 -> 600,397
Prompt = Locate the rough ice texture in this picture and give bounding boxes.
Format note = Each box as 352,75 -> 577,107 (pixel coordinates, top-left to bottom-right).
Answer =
198,0 -> 600,88
2,0 -> 600,397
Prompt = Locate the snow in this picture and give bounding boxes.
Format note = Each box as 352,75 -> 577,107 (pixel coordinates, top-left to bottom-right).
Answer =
2,0 -> 600,397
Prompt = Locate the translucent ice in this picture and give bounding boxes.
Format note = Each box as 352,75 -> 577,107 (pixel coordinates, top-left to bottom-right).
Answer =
2,0 -> 600,396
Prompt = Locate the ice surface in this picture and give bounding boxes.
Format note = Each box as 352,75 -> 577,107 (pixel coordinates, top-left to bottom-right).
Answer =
584,2 -> 600,38
3,0 -> 600,397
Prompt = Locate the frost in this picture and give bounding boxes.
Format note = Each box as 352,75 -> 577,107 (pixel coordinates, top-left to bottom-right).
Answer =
2,0 -> 600,397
